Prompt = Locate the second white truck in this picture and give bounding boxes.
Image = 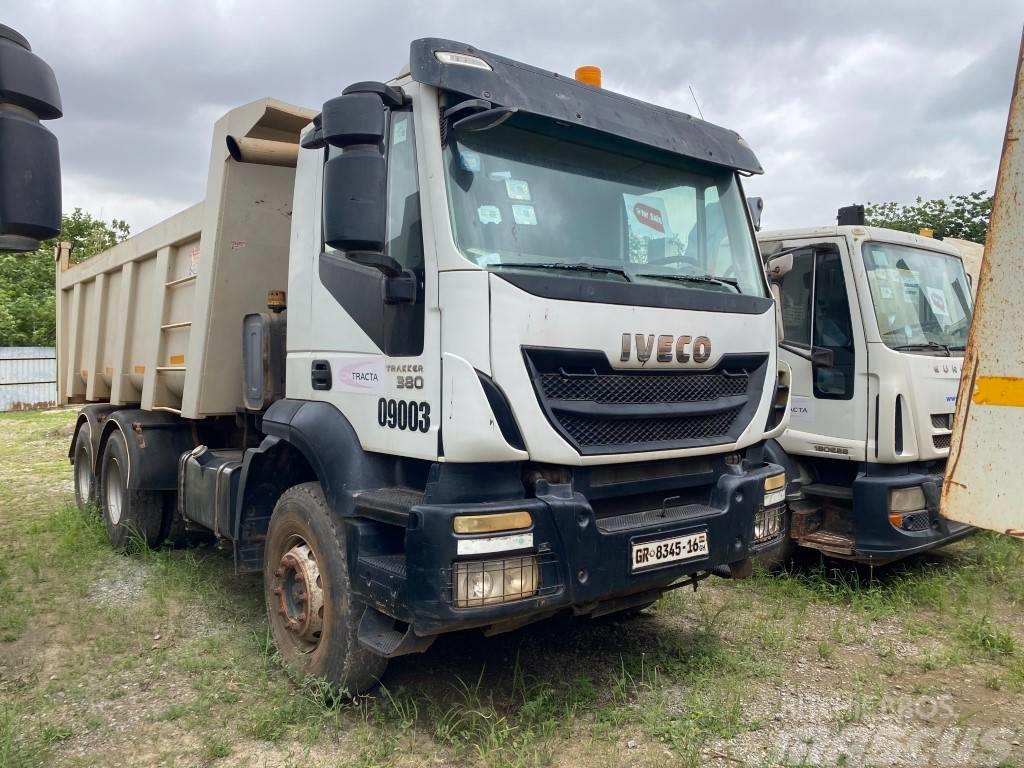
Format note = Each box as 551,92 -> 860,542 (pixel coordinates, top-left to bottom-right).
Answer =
58,39 -> 791,691
758,211 -> 975,564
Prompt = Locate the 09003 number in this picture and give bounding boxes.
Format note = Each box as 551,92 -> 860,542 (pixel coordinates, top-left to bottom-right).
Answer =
377,398 -> 430,433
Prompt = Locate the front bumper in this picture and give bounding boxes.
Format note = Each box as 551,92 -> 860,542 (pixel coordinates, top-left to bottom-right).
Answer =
351,461 -> 784,636
850,469 -> 974,564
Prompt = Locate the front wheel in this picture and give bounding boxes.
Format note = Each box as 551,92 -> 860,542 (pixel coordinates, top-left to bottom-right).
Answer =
264,482 -> 387,694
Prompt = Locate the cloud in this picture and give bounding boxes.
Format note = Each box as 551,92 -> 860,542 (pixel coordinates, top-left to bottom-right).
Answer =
6,0 -> 1020,232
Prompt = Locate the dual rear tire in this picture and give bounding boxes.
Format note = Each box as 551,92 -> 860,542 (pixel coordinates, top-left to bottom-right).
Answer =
73,425 -> 170,551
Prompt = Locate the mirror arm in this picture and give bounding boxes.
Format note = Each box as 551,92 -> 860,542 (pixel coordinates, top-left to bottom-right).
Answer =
344,251 -> 417,305
346,251 -> 402,278
779,341 -> 834,368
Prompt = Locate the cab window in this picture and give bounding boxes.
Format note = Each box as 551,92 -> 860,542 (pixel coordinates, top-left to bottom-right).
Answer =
776,247 -> 855,400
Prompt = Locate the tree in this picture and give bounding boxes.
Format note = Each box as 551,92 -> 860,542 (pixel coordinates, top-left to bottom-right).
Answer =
864,191 -> 992,244
0,209 -> 129,347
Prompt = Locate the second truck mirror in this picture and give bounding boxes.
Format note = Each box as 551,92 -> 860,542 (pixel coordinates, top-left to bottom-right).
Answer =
765,251 -> 793,280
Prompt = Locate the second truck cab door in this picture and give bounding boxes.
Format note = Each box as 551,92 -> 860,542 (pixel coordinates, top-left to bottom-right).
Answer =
775,236 -> 870,461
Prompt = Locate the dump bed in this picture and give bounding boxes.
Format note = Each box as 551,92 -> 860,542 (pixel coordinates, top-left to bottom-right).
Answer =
56,99 -> 315,418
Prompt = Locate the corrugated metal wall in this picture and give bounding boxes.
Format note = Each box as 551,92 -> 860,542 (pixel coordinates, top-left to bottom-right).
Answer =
0,347 -> 57,411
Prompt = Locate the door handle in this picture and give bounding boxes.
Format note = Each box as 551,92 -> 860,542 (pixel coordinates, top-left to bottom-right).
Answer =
311,360 -> 332,391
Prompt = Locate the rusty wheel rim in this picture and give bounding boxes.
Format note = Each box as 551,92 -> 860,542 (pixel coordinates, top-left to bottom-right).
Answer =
270,536 -> 325,653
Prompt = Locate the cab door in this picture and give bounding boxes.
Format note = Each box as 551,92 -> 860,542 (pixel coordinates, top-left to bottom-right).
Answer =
774,237 -> 869,461
300,85 -> 442,461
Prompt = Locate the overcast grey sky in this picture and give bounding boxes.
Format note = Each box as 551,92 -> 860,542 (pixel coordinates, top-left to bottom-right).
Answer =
7,0 -> 1022,232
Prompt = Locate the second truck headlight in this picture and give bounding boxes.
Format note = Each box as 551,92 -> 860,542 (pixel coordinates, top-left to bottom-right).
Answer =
889,486 -> 926,513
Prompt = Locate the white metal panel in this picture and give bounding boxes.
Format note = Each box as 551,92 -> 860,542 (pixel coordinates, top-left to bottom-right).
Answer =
0,347 -> 57,411
943,34 -> 1024,537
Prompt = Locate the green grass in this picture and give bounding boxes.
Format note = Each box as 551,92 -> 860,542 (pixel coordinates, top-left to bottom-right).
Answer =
2,408 -> 1024,766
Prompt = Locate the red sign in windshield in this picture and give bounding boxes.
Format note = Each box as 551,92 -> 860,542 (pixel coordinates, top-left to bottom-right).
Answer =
632,202 -> 665,233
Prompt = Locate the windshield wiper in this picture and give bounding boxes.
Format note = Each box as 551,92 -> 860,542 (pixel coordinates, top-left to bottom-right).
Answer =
890,341 -> 951,356
492,262 -> 631,281
636,272 -> 740,292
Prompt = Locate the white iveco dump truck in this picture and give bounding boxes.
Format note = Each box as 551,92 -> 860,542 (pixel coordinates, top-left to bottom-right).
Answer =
757,209 -> 974,564
57,39 -> 791,691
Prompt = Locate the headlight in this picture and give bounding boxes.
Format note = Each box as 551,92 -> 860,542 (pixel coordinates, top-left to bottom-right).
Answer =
453,556 -> 539,608
889,486 -> 926,513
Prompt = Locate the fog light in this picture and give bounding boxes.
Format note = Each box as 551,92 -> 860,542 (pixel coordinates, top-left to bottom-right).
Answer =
453,556 -> 539,608
889,486 -> 926,513
754,505 -> 785,545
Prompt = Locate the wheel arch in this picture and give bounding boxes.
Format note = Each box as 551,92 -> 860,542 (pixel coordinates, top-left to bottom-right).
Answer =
233,399 -> 398,572
255,399 -> 395,516
70,404 -> 123,473
96,409 -> 195,491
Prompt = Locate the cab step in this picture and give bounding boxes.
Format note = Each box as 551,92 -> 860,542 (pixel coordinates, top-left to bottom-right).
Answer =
357,605 -> 434,658
352,488 -> 424,526
798,529 -> 856,556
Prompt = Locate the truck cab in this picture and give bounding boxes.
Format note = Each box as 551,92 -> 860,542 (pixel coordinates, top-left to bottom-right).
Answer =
758,221 -> 975,563
62,39 -> 791,692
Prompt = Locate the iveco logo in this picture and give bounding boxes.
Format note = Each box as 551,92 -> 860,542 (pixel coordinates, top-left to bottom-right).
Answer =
620,334 -> 712,365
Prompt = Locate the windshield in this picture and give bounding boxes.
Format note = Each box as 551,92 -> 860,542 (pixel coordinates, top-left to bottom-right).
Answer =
442,120 -> 766,296
862,242 -> 972,351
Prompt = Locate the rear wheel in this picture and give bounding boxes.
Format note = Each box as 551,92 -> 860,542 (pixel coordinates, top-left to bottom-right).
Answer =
98,429 -> 166,551
73,421 -> 96,511
264,482 -> 387,694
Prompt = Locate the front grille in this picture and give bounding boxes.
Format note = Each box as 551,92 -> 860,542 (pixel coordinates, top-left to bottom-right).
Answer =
540,371 -> 747,404
931,413 -> 953,430
524,347 -> 769,455
933,433 -> 951,450
559,410 -> 743,451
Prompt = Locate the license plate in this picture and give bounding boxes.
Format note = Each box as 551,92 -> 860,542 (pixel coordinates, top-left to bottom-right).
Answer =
631,531 -> 709,572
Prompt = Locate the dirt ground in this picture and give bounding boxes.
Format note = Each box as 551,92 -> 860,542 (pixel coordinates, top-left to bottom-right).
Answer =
1,408 -> 1023,768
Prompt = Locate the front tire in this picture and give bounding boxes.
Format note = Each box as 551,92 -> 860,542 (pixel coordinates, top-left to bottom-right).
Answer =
98,429 -> 166,551
264,482 -> 387,694
73,421 -> 97,511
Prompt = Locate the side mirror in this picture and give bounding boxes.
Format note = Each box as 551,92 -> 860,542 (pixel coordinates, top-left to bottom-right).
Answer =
765,251 -> 793,280
321,92 -> 387,253
0,26 -> 62,252
323,148 -> 387,252
746,196 -> 764,232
